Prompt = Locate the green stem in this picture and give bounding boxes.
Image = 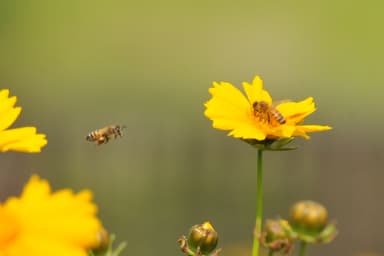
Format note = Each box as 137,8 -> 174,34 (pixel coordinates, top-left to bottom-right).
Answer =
268,250 -> 274,256
298,241 -> 307,256
111,241 -> 127,256
252,149 -> 264,256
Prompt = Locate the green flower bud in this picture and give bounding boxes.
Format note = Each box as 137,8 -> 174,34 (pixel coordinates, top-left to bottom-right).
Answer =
289,200 -> 337,244
290,200 -> 328,232
187,222 -> 219,255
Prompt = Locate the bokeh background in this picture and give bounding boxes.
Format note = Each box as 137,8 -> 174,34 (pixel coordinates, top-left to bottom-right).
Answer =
1,1 -> 383,255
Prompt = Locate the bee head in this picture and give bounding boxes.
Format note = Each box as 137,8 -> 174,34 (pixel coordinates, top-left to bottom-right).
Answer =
117,125 -> 127,130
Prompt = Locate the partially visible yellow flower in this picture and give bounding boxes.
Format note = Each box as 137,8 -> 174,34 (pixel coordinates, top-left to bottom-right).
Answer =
0,175 -> 102,256
204,76 -> 331,141
0,89 -> 47,153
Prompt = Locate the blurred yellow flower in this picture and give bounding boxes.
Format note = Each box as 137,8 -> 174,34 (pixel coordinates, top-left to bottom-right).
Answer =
204,76 -> 331,141
0,175 -> 102,256
0,89 -> 47,153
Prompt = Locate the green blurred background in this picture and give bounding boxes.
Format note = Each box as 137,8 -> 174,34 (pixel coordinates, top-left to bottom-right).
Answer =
1,1 -> 383,255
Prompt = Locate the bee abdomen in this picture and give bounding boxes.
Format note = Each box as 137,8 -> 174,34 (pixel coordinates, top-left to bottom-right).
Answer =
274,112 -> 286,124
86,131 -> 98,141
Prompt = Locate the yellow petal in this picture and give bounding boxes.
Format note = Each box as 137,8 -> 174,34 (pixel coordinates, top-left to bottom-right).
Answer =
1,135 -> 47,153
2,175 -> 102,256
228,122 -> 266,140
243,76 -> 272,105
296,125 -> 332,133
206,81 -> 250,111
20,175 -> 51,200
268,125 -> 296,139
204,100 -> 249,124
204,81 -> 251,126
277,97 -> 316,124
8,234 -> 90,256
0,90 -> 16,114
0,207 -> 21,251
0,89 -> 10,102
0,127 -> 47,153
293,125 -> 332,139
0,106 -> 21,132
211,118 -> 244,130
0,90 -> 20,131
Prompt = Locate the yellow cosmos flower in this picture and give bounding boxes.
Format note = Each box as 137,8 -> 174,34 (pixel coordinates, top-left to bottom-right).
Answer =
204,76 -> 331,141
0,175 -> 102,256
0,89 -> 47,153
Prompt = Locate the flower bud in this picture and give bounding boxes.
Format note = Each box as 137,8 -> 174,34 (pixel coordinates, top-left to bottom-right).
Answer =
290,200 -> 328,232
91,227 -> 110,253
265,219 -> 288,242
187,222 -> 219,255
289,200 -> 337,244
261,219 -> 294,254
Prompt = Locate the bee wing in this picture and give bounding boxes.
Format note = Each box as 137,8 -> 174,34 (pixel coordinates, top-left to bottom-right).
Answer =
272,99 -> 291,107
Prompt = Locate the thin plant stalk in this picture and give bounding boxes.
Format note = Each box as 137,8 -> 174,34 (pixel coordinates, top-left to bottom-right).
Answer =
298,241 -> 307,256
252,149 -> 264,256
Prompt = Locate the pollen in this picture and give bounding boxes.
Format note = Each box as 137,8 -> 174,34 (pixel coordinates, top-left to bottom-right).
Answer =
252,109 -> 271,124
251,105 -> 282,127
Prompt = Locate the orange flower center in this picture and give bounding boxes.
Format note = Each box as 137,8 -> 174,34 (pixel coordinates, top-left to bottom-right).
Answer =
0,209 -> 21,249
252,101 -> 285,127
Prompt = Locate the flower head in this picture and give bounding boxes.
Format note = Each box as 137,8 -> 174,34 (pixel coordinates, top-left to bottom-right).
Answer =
179,221 -> 221,256
0,89 -> 47,153
289,200 -> 337,243
204,76 -> 331,141
260,219 -> 295,254
0,175 -> 102,256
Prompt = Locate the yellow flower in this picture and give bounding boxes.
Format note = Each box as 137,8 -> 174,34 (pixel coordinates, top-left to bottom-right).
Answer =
0,175 -> 102,256
0,89 -> 47,153
204,76 -> 331,141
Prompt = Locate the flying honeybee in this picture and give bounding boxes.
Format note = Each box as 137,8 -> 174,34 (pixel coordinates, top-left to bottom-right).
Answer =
86,125 -> 126,145
252,101 -> 286,125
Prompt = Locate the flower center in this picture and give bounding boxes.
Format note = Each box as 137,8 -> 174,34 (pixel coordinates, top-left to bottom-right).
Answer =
0,209 -> 21,249
252,101 -> 286,126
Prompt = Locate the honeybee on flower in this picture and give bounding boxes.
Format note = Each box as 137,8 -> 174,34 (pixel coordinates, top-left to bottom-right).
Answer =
252,101 -> 286,125
204,75 -> 331,141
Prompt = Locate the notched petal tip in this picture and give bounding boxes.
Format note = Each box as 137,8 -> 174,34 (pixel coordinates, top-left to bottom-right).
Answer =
0,107 -> 22,131
0,127 -> 48,153
0,89 -> 10,99
243,75 -> 272,105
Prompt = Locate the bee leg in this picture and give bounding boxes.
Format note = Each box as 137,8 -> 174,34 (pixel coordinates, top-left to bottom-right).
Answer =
96,137 -> 107,145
